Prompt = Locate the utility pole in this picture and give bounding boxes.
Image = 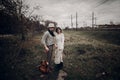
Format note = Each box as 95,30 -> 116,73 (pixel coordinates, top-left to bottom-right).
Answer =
76,12 -> 78,30
71,15 -> 73,28
92,12 -> 94,27
94,17 -> 97,27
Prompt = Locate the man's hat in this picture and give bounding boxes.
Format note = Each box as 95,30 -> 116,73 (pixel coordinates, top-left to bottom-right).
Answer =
48,23 -> 55,28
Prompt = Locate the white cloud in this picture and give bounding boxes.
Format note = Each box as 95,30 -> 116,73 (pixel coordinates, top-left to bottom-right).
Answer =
25,0 -> 120,28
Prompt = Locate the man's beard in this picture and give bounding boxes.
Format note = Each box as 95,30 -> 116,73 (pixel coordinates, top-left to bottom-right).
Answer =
48,29 -> 55,37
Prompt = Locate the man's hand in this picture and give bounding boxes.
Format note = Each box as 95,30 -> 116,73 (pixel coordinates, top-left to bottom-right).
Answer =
45,46 -> 49,52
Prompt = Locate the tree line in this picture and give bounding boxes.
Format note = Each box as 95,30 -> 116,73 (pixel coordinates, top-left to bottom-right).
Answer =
0,0 -> 57,40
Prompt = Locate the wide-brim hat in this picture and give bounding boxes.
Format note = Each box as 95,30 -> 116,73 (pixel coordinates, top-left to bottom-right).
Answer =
48,23 -> 55,28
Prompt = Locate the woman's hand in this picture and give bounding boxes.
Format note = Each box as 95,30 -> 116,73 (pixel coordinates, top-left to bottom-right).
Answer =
54,44 -> 58,49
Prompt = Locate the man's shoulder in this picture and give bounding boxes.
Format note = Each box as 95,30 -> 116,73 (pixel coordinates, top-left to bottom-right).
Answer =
44,31 -> 49,34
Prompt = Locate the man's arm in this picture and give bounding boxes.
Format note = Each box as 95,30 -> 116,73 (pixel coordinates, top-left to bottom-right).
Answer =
41,32 -> 49,52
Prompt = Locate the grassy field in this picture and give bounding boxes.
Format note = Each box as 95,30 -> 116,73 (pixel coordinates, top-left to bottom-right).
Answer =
63,30 -> 120,80
0,30 -> 120,80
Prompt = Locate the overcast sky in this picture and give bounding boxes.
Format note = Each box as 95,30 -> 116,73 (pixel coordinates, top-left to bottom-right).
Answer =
25,0 -> 120,28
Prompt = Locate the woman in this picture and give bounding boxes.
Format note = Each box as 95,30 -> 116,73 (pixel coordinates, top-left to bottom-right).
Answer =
54,27 -> 65,70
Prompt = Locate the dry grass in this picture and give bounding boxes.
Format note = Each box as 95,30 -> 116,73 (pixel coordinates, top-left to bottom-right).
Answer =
63,30 -> 120,80
0,30 -> 120,80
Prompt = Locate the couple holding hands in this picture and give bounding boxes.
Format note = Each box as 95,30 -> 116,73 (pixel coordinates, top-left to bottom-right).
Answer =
41,23 -> 64,71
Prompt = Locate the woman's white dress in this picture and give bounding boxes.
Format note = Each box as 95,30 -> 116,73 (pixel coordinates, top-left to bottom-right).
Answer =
54,33 -> 64,64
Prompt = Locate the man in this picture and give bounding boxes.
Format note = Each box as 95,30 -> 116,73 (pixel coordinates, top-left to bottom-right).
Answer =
41,23 -> 56,70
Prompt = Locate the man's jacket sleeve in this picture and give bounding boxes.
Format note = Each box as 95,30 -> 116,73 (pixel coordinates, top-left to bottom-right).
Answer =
41,32 -> 48,46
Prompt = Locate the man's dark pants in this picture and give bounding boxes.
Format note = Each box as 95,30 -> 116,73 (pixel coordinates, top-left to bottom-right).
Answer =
47,45 -> 54,68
